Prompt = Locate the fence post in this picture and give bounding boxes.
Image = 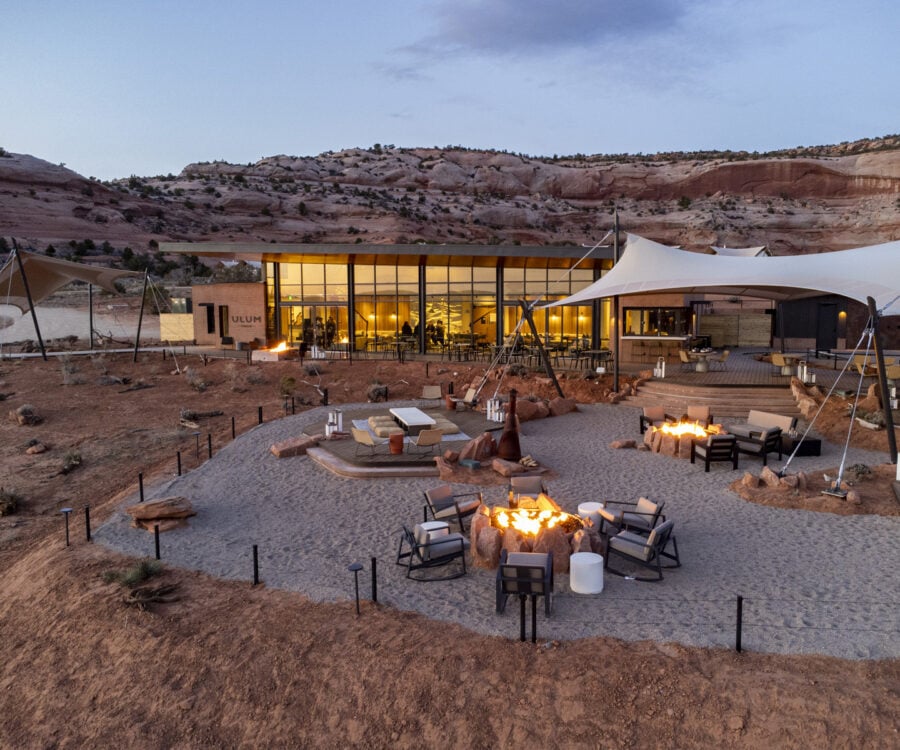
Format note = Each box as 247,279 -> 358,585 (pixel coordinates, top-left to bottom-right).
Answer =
252,544 -> 259,585
735,595 -> 743,652
258,406 -> 263,424
138,472 -> 144,503
371,556 -> 378,603
84,505 -> 92,542
154,524 -> 161,560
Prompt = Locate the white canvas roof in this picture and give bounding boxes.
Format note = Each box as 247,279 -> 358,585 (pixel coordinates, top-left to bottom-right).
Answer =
543,234 -> 900,316
0,251 -> 139,313
711,245 -> 769,257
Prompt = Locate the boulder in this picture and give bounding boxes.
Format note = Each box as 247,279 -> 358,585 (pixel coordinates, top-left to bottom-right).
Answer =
741,472 -> 760,488
515,399 -> 546,422
607,393 -> 624,404
532,526 -> 571,573
9,404 -> 42,426
434,456 -> 457,481
492,457 -> 527,477
25,442 -> 48,455
548,397 -> 578,417
847,490 -> 862,505
796,471 -> 808,490
502,527 -> 531,555
658,433 -> 678,458
609,439 -> 636,449
442,449 -> 460,463
126,496 -> 196,531
270,435 -> 319,458
570,529 -> 592,554
473,525 -> 502,568
458,432 -> 496,462
760,466 -> 782,488
779,474 -> 799,489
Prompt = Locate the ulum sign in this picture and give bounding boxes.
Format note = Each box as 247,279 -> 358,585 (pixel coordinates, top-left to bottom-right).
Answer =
231,315 -> 262,324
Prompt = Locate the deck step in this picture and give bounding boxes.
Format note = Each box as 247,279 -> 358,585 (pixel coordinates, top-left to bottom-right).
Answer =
628,381 -> 801,419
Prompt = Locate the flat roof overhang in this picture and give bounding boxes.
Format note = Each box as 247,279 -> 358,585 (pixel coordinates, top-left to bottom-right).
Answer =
158,242 -> 615,266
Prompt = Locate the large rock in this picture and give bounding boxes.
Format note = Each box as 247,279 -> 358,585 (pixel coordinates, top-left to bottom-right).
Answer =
741,472 -> 760,488
492,457 -> 527,477
760,466 -> 782,488
126,496 -> 196,531
458,432 -> 496,462
570,529 -> 592,554
434,456 -> 457,481
502,527 -> 531,555
548,397 -> 577,417
270,435 -> 320,458
609,439 -> 636,449
515,399 -> 547,422
532,526 -> 571,574
9,404 -> 41,426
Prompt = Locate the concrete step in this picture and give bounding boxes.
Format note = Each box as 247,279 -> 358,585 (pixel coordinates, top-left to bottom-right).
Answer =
628,381 -> 801,419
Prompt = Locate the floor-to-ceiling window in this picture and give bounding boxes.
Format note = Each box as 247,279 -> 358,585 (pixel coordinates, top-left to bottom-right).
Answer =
274,262 -> 350,348
352,258 -> 419,353
424,260 -> 497,351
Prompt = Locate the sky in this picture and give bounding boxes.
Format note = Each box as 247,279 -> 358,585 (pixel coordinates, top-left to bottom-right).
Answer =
2,0 -> 898,181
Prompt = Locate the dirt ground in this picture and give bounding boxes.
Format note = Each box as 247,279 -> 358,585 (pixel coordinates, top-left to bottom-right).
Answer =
0,351 -> 898,748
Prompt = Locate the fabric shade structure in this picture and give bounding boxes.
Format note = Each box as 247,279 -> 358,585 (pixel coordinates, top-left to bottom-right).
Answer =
542,234 -> 900,316
0,250 -> 139,312
711,245 -> 770,257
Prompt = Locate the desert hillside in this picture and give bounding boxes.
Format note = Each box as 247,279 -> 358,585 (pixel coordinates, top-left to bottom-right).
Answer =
1,137 -> 899,263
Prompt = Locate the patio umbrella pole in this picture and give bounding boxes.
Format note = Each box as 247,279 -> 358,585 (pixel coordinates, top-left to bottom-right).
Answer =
868,296 -> 897,463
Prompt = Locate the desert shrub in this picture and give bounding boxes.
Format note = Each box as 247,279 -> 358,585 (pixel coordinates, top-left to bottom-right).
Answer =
61,449 -> 82,475
849,463 -> 873,481
102,559 -> 163,587
184,366 -> 208,392
90,353 -> 108,374
279,375 -> 296,396
0,487 -> 22,516
59,356 -> 85,385
303,363 -> 322,377
245,367 -> 266,385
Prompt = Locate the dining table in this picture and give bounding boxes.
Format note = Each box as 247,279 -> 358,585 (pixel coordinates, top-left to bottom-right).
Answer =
689,350 -> 717,373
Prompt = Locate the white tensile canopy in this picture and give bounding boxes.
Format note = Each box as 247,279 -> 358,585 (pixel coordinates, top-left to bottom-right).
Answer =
711,245 -> 770,257
543,234 -> 900,316
0,250 -> 138,312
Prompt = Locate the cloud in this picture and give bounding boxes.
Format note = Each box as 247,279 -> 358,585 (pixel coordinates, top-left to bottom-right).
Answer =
425,0 -> 691,57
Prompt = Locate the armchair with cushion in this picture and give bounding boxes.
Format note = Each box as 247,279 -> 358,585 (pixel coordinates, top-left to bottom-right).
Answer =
734,427 -> 783,466
690,434 -> 738,472
598,497 -> 665,535
509,475 -> 547,499
449,387 -> 479,410
395,523 -> 468,581
639,406 -> 674,434
605,519 -> 681,582
679,349 -> 695,371
496,549 -> 553,642
423,484 -> 483,531
686,404 -> 713,427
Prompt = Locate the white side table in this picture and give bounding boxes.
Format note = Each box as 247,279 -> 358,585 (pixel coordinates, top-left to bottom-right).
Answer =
577,501 -> 604,531
570,551 -> 604,594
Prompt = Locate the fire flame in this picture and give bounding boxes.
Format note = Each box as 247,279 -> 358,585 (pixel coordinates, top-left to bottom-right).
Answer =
658,420 -> 722,439
268,341 -> 289,353
493,508 -> 580,537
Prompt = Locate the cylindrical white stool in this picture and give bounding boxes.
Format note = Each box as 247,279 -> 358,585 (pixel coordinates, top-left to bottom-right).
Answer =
577,501 -> 604,531
569,551 -> 604,594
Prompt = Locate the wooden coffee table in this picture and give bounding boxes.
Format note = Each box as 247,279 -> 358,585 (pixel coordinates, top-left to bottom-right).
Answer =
389,407 -> 436,436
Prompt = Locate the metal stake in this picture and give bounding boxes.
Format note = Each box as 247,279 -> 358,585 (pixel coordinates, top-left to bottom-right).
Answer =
154,524 -> 161,560
231,415 -> 236,439
252,544 -> 259,585
84,505 -> 92,542
207,433 -> 212,459
348,562 -> 363,615
61,507 -> 73,547
177,451 -> 182,476
258,406 -> 263,424
736,595 -> 743,653
138,472 -> 144,503
370,557 -> 378,603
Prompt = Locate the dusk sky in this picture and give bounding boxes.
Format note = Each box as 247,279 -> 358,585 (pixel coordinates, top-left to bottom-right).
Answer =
4,0 -> 897,181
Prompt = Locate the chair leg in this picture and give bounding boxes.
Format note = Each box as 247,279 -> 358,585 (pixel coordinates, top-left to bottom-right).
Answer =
531,595 -> 537,644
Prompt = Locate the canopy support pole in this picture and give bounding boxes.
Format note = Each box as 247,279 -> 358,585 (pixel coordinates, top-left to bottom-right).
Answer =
518,300 -> 564,398
868,296 -> 897,463
88,283 -> 94,350
133,270 -> 148,363
612,209 -> 620,393
12,241 -> 47,361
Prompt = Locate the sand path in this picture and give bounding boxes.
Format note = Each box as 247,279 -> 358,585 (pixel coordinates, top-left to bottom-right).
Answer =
95,401 -> 899,659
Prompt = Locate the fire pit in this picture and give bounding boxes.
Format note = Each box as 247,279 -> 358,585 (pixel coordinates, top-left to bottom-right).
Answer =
644,419 -> 725,459
470,494 -> 591,573
251,341 -> 295,362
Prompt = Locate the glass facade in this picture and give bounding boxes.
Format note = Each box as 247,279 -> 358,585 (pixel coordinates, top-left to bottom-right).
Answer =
263,253 -> 609,353
623,306 -> 691,337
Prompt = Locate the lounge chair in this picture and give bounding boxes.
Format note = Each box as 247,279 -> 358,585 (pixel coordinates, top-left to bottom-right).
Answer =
686,404 -> 713,426
690,434 -> 738,472
734,427 -> 783,466
509,475 -> 547,499
423,484 -> 483,531
639,406 -> 674,434
710,349 -> 730,371
598,497 -> 665,535
605,519 -> 681,582
351,426 -> 390,456
496,550 -> 553,641
407,428 -> 443,456
679,349 -> 695,372
395,523 -> 468,581
421,384 -> 443,401
449,387 -> 479,410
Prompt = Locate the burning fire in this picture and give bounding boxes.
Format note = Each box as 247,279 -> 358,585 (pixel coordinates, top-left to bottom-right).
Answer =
268,341 -> 289,353
492,501 -> 583,537
658,420 -> 722,439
